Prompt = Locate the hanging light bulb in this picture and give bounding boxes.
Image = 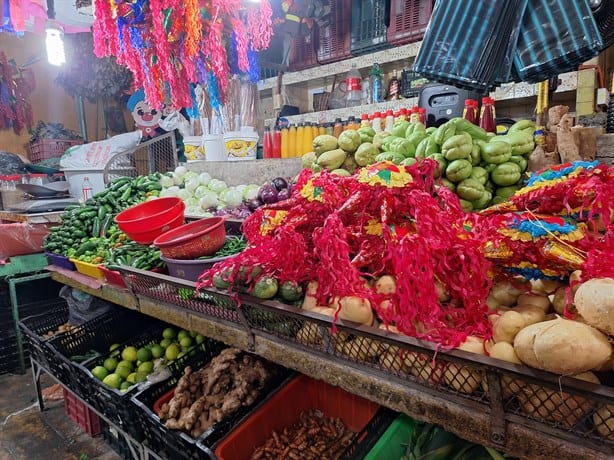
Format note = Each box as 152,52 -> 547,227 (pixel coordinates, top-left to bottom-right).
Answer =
45,20 -> 65,66
45,0 -> 65,66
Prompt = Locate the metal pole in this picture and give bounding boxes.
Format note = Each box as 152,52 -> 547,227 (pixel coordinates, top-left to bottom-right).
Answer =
76,94 -> 88,142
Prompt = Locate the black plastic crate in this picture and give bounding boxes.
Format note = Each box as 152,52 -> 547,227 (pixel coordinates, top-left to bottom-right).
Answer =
132,348 -> 291,460
0,333 -> 21,375
102,421 -> 137,460
343,407 -> 398,459
19,300 -> 70,370
350,0 -> 389,55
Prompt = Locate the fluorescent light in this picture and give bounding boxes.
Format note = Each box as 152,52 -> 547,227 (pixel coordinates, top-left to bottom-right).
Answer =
45,21 -> 65,66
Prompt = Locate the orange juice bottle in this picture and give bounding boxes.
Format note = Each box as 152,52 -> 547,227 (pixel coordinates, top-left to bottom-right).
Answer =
280,125 -> 289,158
311,122 -> 319,141
296,123 -> 305,156
288,124 -> 297,157
305,123 -> 315,154
318,123 -> 326,136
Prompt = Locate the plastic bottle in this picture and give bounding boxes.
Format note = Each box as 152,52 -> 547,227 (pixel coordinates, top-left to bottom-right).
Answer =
288,124 -> 297,157
418,107 -> 427,125
387,70 -> 400,100
305,123 -> 315,154
479,97 -> 496,133
384,109 -> 395,133
325,123 -> 334,136
463,99 -> 478,125
361,76 -> 371,106
360,113 -> 370,128
296,123 -> 305,156
370,63 -> 384,104
318,123 -> 326,136
280,125 -> 289,158
272,126 -> 282,158
333,118 -> 344,137
372,111 -> 383,133
81,176 -> 93,202
398,108 -> 408,121
311,122 -> 319,141
346,116 -> 359,130
409,106 -> 420,124
263,126 -> 272,159
346,64 -> 362,108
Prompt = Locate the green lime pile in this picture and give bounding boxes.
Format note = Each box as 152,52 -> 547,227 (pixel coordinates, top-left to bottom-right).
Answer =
90,327 -> 206,392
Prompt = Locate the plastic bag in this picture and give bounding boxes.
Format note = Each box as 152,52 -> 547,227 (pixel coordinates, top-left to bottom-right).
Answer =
59,130 -> 142,169
0,223 -> 51,261
59,286 -> 114,325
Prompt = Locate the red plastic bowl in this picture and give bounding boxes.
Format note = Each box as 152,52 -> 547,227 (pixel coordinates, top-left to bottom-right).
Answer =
153,217 -> 226,259
114,197 -> 185,244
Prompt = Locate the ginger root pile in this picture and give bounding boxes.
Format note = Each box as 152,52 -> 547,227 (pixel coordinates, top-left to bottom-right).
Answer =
158,348 -> 272,438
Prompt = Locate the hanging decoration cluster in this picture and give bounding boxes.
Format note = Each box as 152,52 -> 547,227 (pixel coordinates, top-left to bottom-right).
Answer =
92,0 -> 273,110
0,52 -> 34,134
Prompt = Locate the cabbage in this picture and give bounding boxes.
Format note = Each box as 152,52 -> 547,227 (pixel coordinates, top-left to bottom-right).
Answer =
186,206 -> 202,216
243,184 -> 260,201
177,189 -> 191,201
174,165 -> 188,177
159,175 -> 174,188
234,184 -> 247,196
194,185 -> 209,198
199,191 -> 219,210
184,177 -> 200,192
198,172 -> 212,185
208,178 -> 228,194
183,171 -> 198,182
224,189 -> 243,208
161,186 -> 181,197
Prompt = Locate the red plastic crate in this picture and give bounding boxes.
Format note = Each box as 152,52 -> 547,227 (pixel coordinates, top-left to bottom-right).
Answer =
215,374 -> 381,460
289,28 -> 318,71
63,387 -> 102,437
28,138 -> 83,163
316,0 -> 353,64
387,0 -> 433,46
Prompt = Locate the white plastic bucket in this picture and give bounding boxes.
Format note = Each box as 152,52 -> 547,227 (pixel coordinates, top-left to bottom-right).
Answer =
203,135 -> 226,162
183,136 -> 205,160
62,169 -> 106,200
223,127 -> 258,161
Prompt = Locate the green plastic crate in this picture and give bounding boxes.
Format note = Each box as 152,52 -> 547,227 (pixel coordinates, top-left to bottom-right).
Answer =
364,414 -> 417,460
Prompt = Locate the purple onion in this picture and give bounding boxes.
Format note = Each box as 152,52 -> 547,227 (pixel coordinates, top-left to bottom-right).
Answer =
276,188 -> 291,202
247,198 -> 263,211
259,184 -> 279,204
271,177 -> 288,191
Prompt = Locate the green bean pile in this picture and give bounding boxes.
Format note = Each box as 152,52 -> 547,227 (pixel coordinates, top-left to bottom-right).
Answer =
199,236 -> 247,259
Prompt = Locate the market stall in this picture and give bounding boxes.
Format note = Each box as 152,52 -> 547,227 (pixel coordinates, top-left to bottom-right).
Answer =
2,0 -> 614,459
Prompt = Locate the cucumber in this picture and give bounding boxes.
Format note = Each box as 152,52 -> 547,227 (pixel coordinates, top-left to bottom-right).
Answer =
252,277 -> 279,299
279,280 -> 304,302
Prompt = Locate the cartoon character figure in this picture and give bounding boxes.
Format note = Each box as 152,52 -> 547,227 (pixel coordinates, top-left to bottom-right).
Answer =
127,89 -> 166,139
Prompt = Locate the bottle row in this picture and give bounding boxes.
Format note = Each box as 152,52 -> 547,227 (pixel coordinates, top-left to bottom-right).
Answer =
262,98 -> 498,159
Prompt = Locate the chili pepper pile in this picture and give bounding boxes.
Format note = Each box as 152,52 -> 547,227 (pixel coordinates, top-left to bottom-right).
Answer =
198,236 -> 247,260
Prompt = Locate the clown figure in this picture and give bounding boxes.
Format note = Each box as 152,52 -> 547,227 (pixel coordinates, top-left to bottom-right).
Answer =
127,89 -> 166,139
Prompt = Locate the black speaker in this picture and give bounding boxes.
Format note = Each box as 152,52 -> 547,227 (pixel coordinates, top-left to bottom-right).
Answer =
418,83 -> 483,127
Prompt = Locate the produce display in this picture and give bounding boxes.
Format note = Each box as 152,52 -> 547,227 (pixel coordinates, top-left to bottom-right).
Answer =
90,327 -> 207,392
303,118 -> 535,210
158,166 -> 261,218
251,410 -> 355,460
198,236 -> 247,260
158,348 -> 273,438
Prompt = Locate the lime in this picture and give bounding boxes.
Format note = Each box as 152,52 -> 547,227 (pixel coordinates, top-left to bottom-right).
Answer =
137,361 -> 154,374
120,381 -> 133,391
179,337 -> 193,349
103,357 -> 118,372
102,373 -> 122,389
109,343 -> 121,357
150,344 -> 164,359
134,372 -> 148,383
165,343 -> 180,361
189,330 -> 197,338
115,364 -> 132,379
160,338 -> 172,349
121,346 -> 138,362
91,366 -> 109,381
117,360 -> 134,371
127,372 -> 138,384
162,328 -> 177,340
195,334 -> 205,345
137,348 -> 153,362
177,330 -> 190,341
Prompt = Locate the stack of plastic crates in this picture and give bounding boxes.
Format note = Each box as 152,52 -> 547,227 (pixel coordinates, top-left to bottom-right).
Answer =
316,0 -> 353,64
387,0 -> 434,46
351,0 -> 389,55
